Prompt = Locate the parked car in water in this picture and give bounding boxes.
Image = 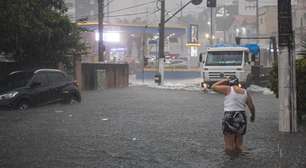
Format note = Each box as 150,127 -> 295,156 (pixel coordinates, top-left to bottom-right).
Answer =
0,69 -> 81,110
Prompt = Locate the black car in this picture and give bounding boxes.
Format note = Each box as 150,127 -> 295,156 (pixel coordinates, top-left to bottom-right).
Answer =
0,69 -> 81,110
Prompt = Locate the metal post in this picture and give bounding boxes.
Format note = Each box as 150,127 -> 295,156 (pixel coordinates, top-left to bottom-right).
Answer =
272,37 -> 277,62
256,0 -> 259,37
180,0 -> 183,17
98,0 -> 105,62
210,7 -> 213,45
158,0 -> 165,85
106,0 -> 110,22
142,26 -> 147,83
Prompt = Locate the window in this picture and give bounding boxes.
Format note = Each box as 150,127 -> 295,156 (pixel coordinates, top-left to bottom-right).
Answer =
31,73 -> 49,87
205,51 -> 243,66
47,72 -> 67,84
7,72 -> 34,89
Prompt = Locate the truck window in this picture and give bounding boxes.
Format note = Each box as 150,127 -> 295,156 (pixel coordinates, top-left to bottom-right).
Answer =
205,51 -> 243,66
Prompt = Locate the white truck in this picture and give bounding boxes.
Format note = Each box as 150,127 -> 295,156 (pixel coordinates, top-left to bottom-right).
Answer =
199,46 -> 256,89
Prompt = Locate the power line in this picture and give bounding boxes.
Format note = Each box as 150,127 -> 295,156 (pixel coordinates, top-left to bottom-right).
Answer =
109,1 -> 156,14
74,1 -> 157,20
108,11 -> 149,18
104,0 -> 115,8
73,10 -> 156,20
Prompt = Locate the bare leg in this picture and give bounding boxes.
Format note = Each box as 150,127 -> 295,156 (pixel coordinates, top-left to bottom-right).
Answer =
224,134 -> 235,154
234,134 -> 245,152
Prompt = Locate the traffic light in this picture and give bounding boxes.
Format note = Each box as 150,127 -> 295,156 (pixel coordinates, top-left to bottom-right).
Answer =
207,0 -> 216,7
191,0 -> 203,5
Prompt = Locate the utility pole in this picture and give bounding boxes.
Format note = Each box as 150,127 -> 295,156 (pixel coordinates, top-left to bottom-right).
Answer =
156,0 -> 203,85
158,0 -> 165,85
256,0 -> 259,37
142,26 -> 148,83
180,0 -> 183,17
210,7 -> 213,45
207,0 -> 216,45
106,0 -> 110,22
278,0 -> 297,132
98,0 -> 105,62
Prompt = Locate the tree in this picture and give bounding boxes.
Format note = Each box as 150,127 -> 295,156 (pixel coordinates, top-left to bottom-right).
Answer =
0,0 -> 87,68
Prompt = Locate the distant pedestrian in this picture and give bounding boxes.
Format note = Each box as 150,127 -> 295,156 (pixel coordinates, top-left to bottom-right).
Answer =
211,75 -> 255,154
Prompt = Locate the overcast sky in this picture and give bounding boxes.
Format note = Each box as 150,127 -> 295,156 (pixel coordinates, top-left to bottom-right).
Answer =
106,0 -> 279,22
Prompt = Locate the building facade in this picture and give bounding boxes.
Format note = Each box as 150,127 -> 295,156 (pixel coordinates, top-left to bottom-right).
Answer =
295,0 -> 306,45
64,0 -> 76,22
75,0 -> 98,22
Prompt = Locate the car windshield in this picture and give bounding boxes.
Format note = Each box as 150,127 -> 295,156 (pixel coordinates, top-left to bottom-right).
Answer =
205,51 -> 243,66
5,72 -> 34,90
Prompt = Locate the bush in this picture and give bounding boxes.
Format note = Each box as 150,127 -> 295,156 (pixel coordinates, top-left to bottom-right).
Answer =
296,58 -> 306,120
269,56 -> 306,122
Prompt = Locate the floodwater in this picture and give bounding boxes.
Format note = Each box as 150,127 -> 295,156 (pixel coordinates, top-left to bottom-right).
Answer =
0,82 -> 305,168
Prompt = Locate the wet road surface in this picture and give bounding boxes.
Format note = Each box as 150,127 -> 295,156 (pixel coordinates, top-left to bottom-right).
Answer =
0,86 -> 305,168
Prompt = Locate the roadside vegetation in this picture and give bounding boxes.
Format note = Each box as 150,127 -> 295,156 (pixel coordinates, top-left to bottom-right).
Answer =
0,0 -> 88,70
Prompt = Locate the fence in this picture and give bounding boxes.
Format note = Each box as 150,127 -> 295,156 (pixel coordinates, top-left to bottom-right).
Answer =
81,63 -> 129,90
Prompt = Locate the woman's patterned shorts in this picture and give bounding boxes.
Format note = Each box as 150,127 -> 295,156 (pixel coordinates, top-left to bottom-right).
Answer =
222,111 -> 247,135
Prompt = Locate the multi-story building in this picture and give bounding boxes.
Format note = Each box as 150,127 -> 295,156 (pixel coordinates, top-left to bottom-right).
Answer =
258,6 -> 277,37
75,0 -> 98,22
295,0 -> 306,42
294,0 -> 306,57
64,0 -> 76,22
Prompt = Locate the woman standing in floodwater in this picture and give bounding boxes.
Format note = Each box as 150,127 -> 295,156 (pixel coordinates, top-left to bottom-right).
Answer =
211,76 -> 255,154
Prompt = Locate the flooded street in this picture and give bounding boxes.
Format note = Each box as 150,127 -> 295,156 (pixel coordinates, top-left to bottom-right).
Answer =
0,86 -> 305,168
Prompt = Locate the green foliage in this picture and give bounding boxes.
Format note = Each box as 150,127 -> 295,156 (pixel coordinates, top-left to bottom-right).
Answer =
296,58 -> 306,118
269,40 -> 306,121
0,0 -> 87,68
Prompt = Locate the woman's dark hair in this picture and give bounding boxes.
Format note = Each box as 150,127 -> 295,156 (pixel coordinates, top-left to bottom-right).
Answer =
228,75 -> 239,86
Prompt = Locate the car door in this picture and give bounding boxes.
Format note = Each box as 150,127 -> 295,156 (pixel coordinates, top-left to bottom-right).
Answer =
47,71 -> 68,102
29,72 -> 51,105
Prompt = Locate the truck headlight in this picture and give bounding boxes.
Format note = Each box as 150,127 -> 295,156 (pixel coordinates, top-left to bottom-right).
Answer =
0,91 -> 18,100
204,83 -> 208,89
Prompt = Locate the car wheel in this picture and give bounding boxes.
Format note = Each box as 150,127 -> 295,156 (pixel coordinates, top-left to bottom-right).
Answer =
62,93 -> 81,104
73,93 -> 81,103
17,100 -> 30,111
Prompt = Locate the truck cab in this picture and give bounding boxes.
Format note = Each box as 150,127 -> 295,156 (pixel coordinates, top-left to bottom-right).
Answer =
199,46 -> 253,89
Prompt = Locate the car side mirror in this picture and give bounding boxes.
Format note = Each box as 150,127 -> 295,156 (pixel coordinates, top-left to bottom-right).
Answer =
30,82 -> 41,88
